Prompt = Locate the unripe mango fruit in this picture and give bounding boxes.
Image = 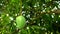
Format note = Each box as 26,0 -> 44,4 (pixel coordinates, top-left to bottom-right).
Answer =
16,16 -> 26,29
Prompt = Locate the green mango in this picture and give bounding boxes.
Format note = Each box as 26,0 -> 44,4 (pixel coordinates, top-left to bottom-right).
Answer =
16,16 -> 26,29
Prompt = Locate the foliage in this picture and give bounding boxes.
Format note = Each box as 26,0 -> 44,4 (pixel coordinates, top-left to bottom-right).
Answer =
0,0 -> 60,34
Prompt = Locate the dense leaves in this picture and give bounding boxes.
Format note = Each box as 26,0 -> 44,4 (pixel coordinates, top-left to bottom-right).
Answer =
0,0 -> 60,34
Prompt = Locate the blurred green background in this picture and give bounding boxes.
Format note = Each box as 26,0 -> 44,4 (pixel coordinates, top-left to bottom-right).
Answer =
0,0 -> 60,34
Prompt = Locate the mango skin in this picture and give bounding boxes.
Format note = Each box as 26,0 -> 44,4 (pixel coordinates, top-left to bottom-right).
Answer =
16,16 -> 26,29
